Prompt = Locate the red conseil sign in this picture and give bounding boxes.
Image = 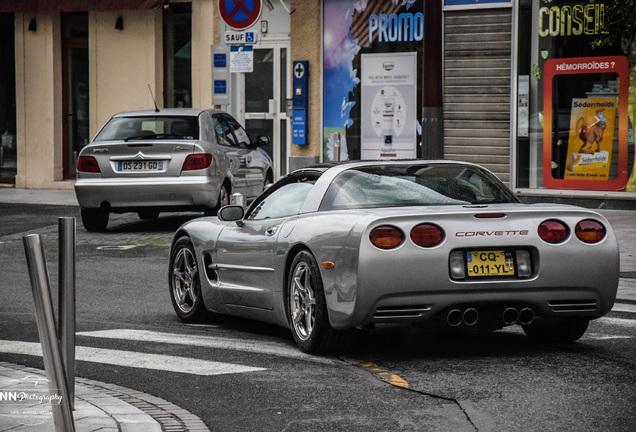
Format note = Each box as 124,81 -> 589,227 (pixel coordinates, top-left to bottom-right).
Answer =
219,0 -> 262,31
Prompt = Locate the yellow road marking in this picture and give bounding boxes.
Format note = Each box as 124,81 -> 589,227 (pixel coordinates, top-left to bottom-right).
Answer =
359,362 -> 409,389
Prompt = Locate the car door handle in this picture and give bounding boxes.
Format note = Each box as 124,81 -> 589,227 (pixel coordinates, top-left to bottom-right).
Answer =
265,226 -> 278,236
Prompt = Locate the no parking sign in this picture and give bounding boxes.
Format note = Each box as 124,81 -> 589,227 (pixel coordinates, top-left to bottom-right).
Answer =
219,0 -> 262,30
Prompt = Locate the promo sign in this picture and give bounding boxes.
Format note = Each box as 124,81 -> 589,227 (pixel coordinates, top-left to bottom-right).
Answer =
219,0 -> 262,31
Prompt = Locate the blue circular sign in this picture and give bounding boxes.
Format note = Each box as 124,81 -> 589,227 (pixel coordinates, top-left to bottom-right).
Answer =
219,0 -> 262,31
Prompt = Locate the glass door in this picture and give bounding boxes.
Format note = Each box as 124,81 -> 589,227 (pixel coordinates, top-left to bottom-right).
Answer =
243,42 -> 290,179
62,13 -> 89,179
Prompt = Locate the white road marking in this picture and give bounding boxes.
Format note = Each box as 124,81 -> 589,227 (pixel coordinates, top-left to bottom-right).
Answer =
0,341 -> 266,376
77,329 -> 339,366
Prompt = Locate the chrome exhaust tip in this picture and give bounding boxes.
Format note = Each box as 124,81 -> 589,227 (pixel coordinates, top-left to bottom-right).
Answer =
518,308 -> 535,325
463,308 -> 479,326
447,309 -> 463,327
502,307 -> 519,325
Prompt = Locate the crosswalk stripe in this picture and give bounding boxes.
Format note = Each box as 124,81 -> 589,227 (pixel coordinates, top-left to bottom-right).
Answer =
0,340 -> 266,376
77,329 -> 339,365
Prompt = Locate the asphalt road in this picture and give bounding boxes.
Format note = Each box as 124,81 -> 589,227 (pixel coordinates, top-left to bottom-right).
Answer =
1,204 -> 635,431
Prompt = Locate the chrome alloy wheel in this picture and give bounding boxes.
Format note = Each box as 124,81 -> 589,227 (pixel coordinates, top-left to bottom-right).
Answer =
171,245 -> 199,314
290,261 -> 316,341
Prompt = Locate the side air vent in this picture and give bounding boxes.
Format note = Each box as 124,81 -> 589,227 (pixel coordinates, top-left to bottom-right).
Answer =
548,300 -> 597,312
374,305 -> 431,319
203,253 -> 218,281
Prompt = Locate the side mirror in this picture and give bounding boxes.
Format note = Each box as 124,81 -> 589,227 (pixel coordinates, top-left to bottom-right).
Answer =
218,205 -> 245,225
256,135 -> 270,147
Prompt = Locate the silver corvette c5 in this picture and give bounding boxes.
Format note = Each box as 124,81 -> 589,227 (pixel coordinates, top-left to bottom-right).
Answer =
168,160 -> 619,353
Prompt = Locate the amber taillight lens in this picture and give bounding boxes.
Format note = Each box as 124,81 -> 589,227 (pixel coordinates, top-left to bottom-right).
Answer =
410,223 -> 444,247
76,156 -> 100,173
369,225 -> 404,250
575,219 -> 606,244
538,220 -> 569,244
183,154 -> 212,171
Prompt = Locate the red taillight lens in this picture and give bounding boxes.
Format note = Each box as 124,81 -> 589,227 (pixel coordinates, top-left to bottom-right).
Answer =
182,154 -> 212,171
410,223 -> 444,247
76,156 -> 100,173
369,225 -> 404,250
538,220 -> 569,244
575,219 -> 606,244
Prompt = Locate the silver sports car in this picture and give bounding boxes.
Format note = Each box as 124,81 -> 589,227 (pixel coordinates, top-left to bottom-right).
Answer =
75,108 -> 273,231
168,160 -> 619,353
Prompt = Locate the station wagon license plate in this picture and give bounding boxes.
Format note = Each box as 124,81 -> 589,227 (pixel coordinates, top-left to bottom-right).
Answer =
117,160 -> 164,172
466,250 -> 515,277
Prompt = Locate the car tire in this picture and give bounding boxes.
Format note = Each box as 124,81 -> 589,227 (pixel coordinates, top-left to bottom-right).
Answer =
81,208 -> 109,232
286,250 -> 342,354
138,210 -> 159,220
522,318 -> 589,343
205,183 -> 230,216
169,236 -> 209,323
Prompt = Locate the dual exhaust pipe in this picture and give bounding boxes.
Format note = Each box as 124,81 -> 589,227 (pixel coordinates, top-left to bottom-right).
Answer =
446,307 -> 535,327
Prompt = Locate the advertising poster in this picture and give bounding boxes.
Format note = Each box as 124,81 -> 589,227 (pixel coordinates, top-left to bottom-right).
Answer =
564,98 -> 616,181
322,0 -> 423,162
361,52 -> 417,159
542,55 -> 629,191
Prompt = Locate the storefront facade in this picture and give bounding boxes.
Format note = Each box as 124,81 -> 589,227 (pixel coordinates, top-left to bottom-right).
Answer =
1,0 -> 634,207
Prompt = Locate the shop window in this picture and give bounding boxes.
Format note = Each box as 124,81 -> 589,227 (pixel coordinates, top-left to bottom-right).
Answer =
0,13 -> 16,183
515,0 -> 635,193
164,3 -> 192,108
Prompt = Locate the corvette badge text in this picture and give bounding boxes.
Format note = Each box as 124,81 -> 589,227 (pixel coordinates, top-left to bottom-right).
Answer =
456,230 -> 529,237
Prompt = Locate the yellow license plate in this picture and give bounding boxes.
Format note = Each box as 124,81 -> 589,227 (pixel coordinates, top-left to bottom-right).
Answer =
466,250 -> 515,277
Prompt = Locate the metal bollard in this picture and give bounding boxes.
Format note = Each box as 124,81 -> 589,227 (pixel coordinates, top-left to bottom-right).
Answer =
58,217 -> 76,409
23,234 -> 75,431
230,192 -> 245,208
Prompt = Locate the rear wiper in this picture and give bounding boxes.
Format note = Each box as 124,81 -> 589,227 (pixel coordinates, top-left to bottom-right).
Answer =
123,135 -> 155,141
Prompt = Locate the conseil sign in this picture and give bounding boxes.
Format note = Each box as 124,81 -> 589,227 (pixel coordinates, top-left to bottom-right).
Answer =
218,0 -> 262,30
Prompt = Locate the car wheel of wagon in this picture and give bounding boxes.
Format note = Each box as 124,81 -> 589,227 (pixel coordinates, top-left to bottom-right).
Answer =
137,210 -> 159,220
287,250 -> 340,354
81,208 -> 109,232
206,183 -> 230,216
522,319 -> 589,343
169,236 -> 209,323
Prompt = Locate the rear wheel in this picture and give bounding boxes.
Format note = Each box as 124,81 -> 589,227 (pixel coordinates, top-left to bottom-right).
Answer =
205,183 -> 230,216
169,236 -> 209,323
287,250 -> 341,354
522,319 -> 589,343
81,208 -> 109,232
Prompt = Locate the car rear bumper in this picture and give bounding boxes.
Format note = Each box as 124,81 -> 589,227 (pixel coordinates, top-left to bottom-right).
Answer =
74,176 -> 219,210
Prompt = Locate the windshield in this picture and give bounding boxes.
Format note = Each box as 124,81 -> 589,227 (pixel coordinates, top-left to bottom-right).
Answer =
319,164 -> 519,210
94,116 -> 199,141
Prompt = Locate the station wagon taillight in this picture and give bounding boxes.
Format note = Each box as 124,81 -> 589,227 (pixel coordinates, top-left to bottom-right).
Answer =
538,219 -> 569,244
410,223 -> 444,247
575,219 -> 606,244
369,225 -> 404,250
182,154 -> 213,171
77,156 -> 100,173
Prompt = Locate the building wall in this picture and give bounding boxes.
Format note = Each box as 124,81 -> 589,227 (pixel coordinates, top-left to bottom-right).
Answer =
14,13 -> 63,189
90,10 -> 164,133
289,0 -> 321,170
191,0 -> 215,108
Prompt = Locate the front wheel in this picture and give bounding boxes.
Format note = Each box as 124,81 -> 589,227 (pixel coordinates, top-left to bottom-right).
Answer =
286,250 -> 341,354
81,208 -> 109,232
522,319 -> 589,343
169,236 -> 209,323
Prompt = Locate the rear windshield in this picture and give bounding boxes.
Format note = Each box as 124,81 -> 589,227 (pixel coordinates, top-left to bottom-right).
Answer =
94,116 -> 199,141
320,164 -> 519,210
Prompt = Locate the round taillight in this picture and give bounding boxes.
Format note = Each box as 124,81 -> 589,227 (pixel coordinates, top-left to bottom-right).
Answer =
538,220 -> 569,244
575,219 -> 606,244
410,223 -> 444,247
369,225 -> 404,250
76,155 -> 100,173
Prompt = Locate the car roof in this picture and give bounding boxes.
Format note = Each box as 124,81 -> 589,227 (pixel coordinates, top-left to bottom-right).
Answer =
111,108 -> 224,118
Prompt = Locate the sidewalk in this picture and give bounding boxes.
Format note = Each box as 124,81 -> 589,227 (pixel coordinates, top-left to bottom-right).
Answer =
0,187 -> 634,431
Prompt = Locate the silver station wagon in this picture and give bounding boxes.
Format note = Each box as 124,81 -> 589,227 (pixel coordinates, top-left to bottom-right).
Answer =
74,108 -> 273,231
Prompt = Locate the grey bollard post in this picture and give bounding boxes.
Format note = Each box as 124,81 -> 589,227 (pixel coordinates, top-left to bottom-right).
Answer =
23,234 -> 75,432
58,217 -> 76,410
230,192 -> 245,208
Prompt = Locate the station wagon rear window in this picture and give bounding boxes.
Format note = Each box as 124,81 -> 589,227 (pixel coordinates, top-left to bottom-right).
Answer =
94,116 -> 199,141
